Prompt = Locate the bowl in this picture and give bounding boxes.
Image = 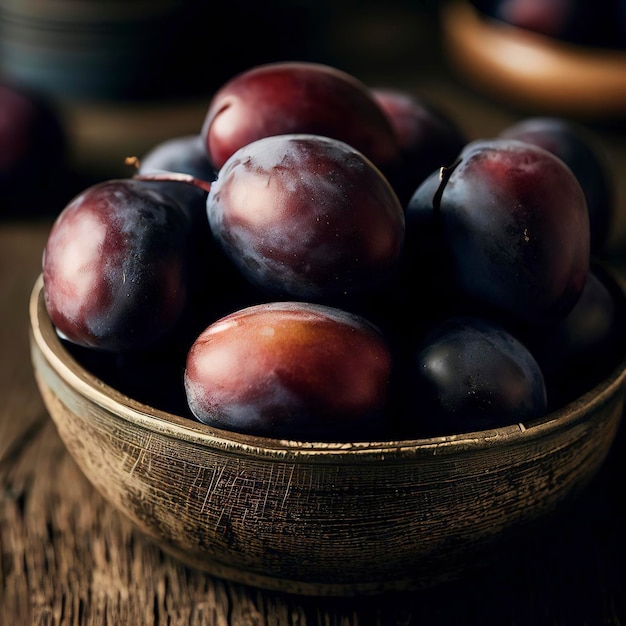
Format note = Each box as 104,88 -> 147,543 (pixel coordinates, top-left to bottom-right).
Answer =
440,1 -> 626,118
0,0 -> 183,101
29,272 -> 626,596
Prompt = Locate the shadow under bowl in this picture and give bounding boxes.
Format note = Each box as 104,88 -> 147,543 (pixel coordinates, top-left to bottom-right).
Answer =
29,273 -> 626,596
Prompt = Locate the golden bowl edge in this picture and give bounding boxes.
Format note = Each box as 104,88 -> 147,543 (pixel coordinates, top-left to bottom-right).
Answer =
441,0 -> 626,118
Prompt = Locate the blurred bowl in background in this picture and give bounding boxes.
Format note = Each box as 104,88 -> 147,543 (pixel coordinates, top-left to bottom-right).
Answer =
441,1 -> 626,119
0,0 -> 328,102
0,0 -> 186,101
0,0 -> 331,179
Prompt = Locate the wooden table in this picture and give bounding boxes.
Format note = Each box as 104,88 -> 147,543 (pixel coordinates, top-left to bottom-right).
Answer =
3,4 -> 626,624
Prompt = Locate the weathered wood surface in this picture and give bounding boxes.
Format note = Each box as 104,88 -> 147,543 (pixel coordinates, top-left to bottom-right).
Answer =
2,220 -> 626,624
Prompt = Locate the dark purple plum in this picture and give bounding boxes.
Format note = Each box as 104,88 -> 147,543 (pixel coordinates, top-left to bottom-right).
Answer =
371,88 -> 467,206
206,133 -> 405,302
405,138 -> 590,326
184,301 -> 392,441
404,168 -> 450,262
135,137 -> 261,322
201,61 -> 400,173
139,134 -> 217,182
499,117 -> 614,253
400,316 -> 547,437
43,178 -> 192,352
138,134 -> 217,231
521,268 -> 623,408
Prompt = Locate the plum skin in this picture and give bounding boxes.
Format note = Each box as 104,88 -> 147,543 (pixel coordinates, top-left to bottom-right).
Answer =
371,88 -> 467,206
206,133 -> 405,302
201,61 -> 400,172
43,179 -> 191,352
429,138 -> 590,325
471,0 -> 624,48
402,316 -> 548,437
184,301 -> 393,441
521,268 -> 622,408
499,117 -> 614,253
138,134 -> 217,233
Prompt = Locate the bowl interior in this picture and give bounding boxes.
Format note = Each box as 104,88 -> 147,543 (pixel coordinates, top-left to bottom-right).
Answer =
28,270 -> 626,595
29,270 -> 626,459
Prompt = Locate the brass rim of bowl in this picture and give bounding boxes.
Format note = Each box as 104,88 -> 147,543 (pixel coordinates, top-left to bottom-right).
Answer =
30,274 -> 626,462
441,1 -> 626,116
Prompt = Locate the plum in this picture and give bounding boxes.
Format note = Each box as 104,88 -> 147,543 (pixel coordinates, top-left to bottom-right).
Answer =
137,134 -> 217,232
184,301 -> 393,441
499,117 -> 614,253
522,268 -> 623,407
201,61 -> 400,172
400,316 -> 547,437
43,178 -> 191,352
371,88 -> 467,205
470,0 -> 625,48
405,138 -> 590,326
0,81 -> 68,212
206,133 -> 405,303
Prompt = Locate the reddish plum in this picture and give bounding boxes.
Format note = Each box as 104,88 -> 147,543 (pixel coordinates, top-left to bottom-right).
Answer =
184,301 -> 392,441
43,179 -> 191,352
201,61 -> 400,172
206,133 -> 405,302
371,88 -> 467,205
499,117 -> 614,253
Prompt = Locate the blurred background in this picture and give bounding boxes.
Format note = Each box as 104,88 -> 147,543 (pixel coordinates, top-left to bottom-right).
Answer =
1,0 -> 626,245
0,1 -> 453,169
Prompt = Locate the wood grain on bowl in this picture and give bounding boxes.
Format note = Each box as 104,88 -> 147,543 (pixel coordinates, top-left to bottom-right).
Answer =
29,274 -> 626,596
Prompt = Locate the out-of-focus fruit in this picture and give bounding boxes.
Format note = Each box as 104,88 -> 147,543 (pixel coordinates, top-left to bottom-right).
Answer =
139,134 -> 216,181
470,0 -> 625,49
371,88 -> 467,206
184,301 -> 393,441
206,133 -> 405,303
0,81 -> 68,211
499,117 -> 614,253
201,61 -> 400,172
400,316 -> 547,437
43,179 -> 191,352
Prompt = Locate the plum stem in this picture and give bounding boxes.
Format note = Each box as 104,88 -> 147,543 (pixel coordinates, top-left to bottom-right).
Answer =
432,157 -> 461,213
133,171 -> 213,194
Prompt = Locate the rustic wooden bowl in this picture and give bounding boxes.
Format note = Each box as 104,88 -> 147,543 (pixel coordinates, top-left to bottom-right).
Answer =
29,273 -> 626,596
441,1 -> 626,118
